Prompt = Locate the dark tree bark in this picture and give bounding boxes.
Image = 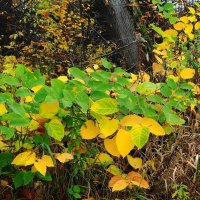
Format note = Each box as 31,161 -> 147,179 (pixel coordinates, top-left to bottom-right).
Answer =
108,0 -> 138,71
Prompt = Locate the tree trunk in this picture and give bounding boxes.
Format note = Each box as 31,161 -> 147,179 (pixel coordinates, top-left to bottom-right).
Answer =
106,0 -> 138,71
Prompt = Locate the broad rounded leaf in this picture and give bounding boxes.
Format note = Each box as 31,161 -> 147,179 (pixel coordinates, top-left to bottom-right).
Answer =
112,179 -> 129,192
116,129 -> 134,158
127,156 -> 142,169
180,68 -> 195,79
80,120 -> 100,140
95,153 -> 113,166
91,98 -> 118,115
34,159 -> 46,176
99,117 -> 119,138
141,118 -> 165,136
41,155 -> 54,167
12,151 -> 36,166
127,171 -> 149,189
120,115 -> 143,127
55,153 -> 74,163
104,136 -> 120,157
40,100 -> 59,119
130,125 -> 150,149
106,165 -> 122,175
45,119 -> 64,141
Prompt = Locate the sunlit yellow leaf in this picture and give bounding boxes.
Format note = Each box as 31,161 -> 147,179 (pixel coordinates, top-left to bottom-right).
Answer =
138,72 -> 150,82
95,153 -> 113,165
0,104 -> 7,116
57,76 -> 68,83
106,165 -> 122,175
12,151 -> 36,166
180,16 -> 189,24
129,73 -> 138,83
98,117 -> 119,138
180,68 -> 195,79
116,129 -> 134,158
55,152 -> 73,163
39,100 -> 59,119
80,120 -> 100,140
173,22 -> 185,31
41,155 -> 54,167
188,82 -> 200,95
104,136 -> 120,157
127,171 -> 149,189
188,16 -> 197,22
184,23 -> 193,34
34,159 -> 46,176
127,156 -> 142,169
141,118 -> 165,136
112,179 -> 129,192
195,21 -> 200,30
25,96 -> 33,103
31,85 -> 43,93
188,7 -> 195,15
120,115 -> 143,127
188,33 -> 195,40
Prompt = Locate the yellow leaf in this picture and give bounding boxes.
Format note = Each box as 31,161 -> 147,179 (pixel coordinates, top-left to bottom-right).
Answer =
116,129 -> 134,158
39,100 -> 59,119
41,155 -> 54,167
120,115 -> 143,127
127,171 -> 149,189
0,104 -> 7,116
173,22 -> 185,31
25,96 -> 33,103
180,16 -> 189,24
184,23 -> 193,34
195,21 -> 200,30
34,159 -> 46,176
104,136 -> 120,157
127,156 -> 142,169
188,16 -> 197,22
106,165 -> 122,175
155,55 -> 163,64
57,76 -> 68,83
12,151 -> 36,166
28,120 -> 39,131
141,118 -> 165,136
152,63 -> 165,75
129,73 -> 138,83
167,75 -> 179,82
31,85 -> 43,93
112,179 -> 129,192
188,82 -> 200,95
188,33 -> 195,40
188,7 -> 195,15
180,68 -> 195,79
55,153 -> 74,163
80,120 -> 100,139
98,117 -> 119,138
138,72 -> 150,82
164,29 -> 178,36
95,153 -> 113,165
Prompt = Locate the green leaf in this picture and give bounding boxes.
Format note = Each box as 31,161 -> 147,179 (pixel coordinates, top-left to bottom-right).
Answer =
90,91 -> 109,101
15,87 -> 31,97
130,126 -> 150,149
45,119 -> 64,141
0,126 -> 15,139
101,58 -> 112,69
9,102 -> 26,116
136,82 -> 159,95
36,172 -> 52,181
68,67 -> 87,80
4,76 -> 19,86
163,107 -> 185,125
160,84 -> 172,97
91,98 -> 119,115
13,171 -> 24,188
75,91 -> 89,113
0,153 -> 13,168
167,79 -> 177,90
23,171 -> 35,185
